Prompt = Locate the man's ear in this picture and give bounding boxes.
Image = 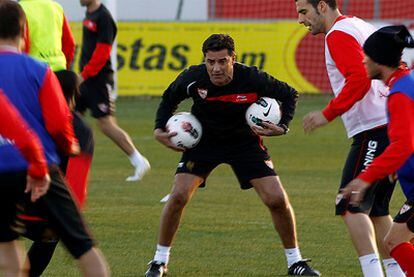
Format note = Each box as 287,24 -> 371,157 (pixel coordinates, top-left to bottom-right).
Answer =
19,21 -> 28,52
318,0 -> 328,13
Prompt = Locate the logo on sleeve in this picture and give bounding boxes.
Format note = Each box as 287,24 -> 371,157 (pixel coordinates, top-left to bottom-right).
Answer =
399,204 -> 412,215
98,103 -> 109,113
197,88 -> 208,99
83,19 -> 97,32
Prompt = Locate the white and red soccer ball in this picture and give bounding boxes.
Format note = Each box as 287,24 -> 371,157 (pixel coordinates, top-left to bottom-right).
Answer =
166,112 -> 202,149
245,97 -> 281,128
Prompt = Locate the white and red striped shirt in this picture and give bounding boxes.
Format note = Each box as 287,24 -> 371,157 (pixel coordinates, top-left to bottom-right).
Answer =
323,16 -> 388,138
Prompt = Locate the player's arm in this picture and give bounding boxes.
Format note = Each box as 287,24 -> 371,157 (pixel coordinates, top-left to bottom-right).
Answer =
80,13 -> 115,80
0,90 -> 47,179
154,70 -> 193,151
80,43 -> 111,80
155,69 -> 194,130
61,15 -> 76,69
343,93 -> 414,204
0,90 -> 50,201
38,68 -> 79,156
322,30 -> 372,121
256,70 -> 298,131
357,93 -> 414,183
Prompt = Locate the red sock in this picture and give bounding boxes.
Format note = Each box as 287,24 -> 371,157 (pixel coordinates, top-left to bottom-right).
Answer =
390,242 -> 414,276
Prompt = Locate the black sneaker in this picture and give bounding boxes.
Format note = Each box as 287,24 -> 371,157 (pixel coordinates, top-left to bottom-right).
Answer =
145,260 -> 167,277
288,259 -> 321,276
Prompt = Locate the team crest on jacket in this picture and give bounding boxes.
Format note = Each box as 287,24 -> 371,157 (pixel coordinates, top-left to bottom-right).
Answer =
83,20 -> 97,32
197,88 -> 208,99
98,103 -> 109,113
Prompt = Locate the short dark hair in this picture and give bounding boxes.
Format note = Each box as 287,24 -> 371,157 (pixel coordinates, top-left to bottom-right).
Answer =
54,70 -> 80,104
0,0 -> 26,40
295,0 -> 337,9
202,34 -> 235,56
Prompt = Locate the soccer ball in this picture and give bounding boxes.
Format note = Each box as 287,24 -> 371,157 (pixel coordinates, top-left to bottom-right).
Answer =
246,97 -> 281,128
166,112 -> 202,149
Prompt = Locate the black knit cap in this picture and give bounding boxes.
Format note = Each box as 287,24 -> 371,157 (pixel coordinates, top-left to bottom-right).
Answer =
363,25 -> 414,67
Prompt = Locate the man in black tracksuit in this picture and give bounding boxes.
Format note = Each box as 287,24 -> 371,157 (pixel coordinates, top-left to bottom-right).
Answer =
145,34 -> 320,277
77,0 -> 150,182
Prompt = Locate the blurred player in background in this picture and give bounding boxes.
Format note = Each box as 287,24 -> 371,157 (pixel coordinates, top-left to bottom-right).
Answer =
295,0 -> 404,276
20,0 -> 75,71
146,34 -> 320,277
78,0 -> 150,181
0,1 -> 109,275
25,70 -> 95,277
56,70 -> 94,208
0,89 -> 50,276
343,25 -> 414,276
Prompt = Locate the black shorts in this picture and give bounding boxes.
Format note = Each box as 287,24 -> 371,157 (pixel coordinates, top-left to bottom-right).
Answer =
175,138 -> 276,189
336,126 -> 396,216
76,73 -> 114,118
394,199 -> 414,233
0,167 -> 94,259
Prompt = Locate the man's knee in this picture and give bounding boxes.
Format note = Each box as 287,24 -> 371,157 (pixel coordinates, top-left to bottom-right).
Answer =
384,232 -> 400,253
0,242 -> 22,274
78,247 -> 109,277
97,116 -> 114,133
168,190 -> 191,208
262,193 -> 288,211
0,259 -> 19,273
167,174 -> 202,210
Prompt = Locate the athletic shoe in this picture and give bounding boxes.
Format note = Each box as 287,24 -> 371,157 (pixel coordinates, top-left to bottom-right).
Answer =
145,260 -> 167,277
288,259 -> 321,276
126,156 -> 150,181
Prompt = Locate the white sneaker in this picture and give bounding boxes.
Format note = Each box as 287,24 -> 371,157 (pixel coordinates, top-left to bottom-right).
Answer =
126,156 -> 151,181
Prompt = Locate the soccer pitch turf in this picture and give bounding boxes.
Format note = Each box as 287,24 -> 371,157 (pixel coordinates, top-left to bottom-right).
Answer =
36,95 -> 405,276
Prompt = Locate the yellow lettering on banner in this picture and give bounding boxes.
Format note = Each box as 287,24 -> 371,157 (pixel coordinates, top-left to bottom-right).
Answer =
70,22 -> 319,96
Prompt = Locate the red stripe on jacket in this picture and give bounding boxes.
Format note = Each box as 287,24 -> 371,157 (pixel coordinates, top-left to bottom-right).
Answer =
206,93 -> 258,103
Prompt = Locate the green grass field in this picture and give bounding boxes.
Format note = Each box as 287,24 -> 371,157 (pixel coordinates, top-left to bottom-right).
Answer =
35,95 -> 405,276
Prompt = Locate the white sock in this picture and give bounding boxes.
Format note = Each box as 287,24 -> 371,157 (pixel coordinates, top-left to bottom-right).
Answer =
383,258 -> 406,277
285,247 -> 302,268
129,149 -> 143,167
359,254 -> 384,277
153,244 -> 171,265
